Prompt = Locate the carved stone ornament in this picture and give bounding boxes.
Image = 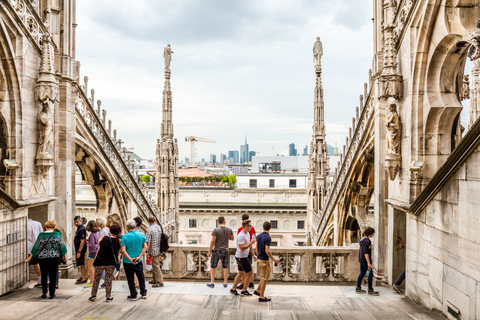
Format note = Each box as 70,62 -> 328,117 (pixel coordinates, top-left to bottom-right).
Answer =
385,104 -> 401,180
35,35 -> 58,175
468,31 -> 480,61
379,25 -> 403,100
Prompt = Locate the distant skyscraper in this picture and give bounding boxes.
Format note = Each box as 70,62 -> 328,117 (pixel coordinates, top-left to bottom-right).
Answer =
201,158 -> 205,163
249,151 -> 256,161
289,143 -> 297,156
210,153 -> 216,164
220,153 -> 226,163
228,150 -> 239,163
240,135 -> 249,163
185,157 -> 190,164
303,145 -> 308,156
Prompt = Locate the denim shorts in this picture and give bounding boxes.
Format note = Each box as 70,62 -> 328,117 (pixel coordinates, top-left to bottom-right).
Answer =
88,252 -> 96,260
211,250 -> 229,269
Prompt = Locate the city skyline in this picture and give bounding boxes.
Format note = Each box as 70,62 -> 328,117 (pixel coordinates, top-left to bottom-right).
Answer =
76,0 -> 374,161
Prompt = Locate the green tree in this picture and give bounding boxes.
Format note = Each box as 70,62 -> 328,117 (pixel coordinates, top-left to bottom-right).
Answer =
141,175 -> 151,183
228,174 -> 237,187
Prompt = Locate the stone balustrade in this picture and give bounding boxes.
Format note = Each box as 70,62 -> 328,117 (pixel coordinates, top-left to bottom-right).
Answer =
154,244 -> 359,283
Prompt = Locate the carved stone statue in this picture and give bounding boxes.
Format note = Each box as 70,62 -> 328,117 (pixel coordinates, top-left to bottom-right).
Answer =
37,101 -> 54,158
313,37 -> 323,66
163,44 -> 174,69
386,104 -> 400,154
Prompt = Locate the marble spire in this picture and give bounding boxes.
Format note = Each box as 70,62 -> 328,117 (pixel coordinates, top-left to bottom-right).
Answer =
156,45 -> 179,242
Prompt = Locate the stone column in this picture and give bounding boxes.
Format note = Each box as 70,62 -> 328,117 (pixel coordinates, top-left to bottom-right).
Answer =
373,80 -> 388,279
55,79 -> 76,278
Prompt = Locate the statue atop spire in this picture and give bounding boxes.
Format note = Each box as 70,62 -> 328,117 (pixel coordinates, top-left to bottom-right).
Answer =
163,44 -> 174,70
313,36 -> 323,70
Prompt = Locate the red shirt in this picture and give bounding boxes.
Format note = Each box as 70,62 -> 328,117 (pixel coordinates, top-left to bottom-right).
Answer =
237,226 -> 256,240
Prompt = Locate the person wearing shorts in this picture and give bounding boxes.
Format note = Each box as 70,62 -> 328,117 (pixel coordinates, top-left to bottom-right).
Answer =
207,216 -> 234,288
254,221 -> 279,302
230,220 -> 256,296
237,213 -> 256,290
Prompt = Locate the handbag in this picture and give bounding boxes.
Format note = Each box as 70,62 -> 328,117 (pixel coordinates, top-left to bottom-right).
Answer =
109,234 -> 121,277
31,233 -> 53,265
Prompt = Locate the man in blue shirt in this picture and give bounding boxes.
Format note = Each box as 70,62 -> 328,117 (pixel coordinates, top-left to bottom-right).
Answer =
121,219 -> 148,301
254,221 -> 279,302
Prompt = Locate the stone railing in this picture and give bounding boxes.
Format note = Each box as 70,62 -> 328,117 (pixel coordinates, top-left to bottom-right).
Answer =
153,244 -> 359,282
74,79 -> 174,231
4,0 -> 50,50
313,82 -> 375,243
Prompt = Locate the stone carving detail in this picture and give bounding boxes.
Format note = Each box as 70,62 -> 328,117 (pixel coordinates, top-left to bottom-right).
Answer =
385,104 -> 401,180
386,104 -> 400,155
470,61 -> 480,126
379,25 -> 403,100
164,44 -> 174,70
468,31 -> 480,61
393,0 -> 415,43
461,75 -> 470,101
11,0 -> 49,47
35,35 -> 58,175
156,45 -> 179,242
308,37 -> 329,234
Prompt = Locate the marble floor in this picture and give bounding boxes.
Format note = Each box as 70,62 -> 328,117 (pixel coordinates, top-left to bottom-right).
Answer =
0,279 -> 446,320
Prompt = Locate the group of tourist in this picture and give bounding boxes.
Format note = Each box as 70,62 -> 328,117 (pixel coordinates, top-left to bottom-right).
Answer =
25,215 -> 166,302
206,213 -> 279,302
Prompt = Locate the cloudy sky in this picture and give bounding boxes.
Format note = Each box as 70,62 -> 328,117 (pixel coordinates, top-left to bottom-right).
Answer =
76,0 -> 375,161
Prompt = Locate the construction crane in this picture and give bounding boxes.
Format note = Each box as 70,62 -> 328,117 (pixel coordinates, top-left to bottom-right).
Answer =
185,136 -> 216,167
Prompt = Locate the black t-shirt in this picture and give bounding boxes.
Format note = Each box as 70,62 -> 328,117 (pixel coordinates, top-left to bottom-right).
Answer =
93,235 -> 120,266
74,225 -> 87,253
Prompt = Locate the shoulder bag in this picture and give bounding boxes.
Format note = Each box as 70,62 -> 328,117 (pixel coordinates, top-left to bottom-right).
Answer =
109,234 -> 121,277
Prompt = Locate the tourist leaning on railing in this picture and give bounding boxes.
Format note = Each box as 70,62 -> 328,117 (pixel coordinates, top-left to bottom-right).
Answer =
25,220 -> 67,300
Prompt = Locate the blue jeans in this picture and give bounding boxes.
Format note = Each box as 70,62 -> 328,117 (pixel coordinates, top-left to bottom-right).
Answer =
395,271 -> 405,286
356,260 -> 373,290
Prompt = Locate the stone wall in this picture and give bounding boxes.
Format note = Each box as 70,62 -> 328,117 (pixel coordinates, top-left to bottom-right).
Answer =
407,147 -> 480,320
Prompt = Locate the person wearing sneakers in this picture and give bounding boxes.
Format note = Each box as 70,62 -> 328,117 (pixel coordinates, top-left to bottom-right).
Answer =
355,227 -> 379,295
253,221 -> 279,302
230,220 -> 256,296
85,220 -> 100,288
207,216 -> 234,288
74,216 -> 88,285
236,213 -> 256,290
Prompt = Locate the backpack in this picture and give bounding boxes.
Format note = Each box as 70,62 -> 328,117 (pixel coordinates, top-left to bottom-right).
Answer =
159,223 -> 170,253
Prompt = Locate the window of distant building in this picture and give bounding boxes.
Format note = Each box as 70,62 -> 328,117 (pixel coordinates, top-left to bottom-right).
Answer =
289,179 -> 297,188
296,242 -> 305,246
271,241 -> 278,247
269,179 -> 275,188
297,220 -> 305,229
249,179 -> 257,188
189,219 -> 197,228
258,162 -> 281,173
271,220 -> 278,229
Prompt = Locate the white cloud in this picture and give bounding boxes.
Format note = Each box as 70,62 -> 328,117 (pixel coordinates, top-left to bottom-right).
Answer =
76,0 -> 373,161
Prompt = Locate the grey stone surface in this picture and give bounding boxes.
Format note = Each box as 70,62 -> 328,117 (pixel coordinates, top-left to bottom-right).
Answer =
0,280 -> 445,320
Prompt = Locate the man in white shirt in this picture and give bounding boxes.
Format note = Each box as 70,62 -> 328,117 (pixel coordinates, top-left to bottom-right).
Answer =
230,220 -> 256,296
28,218 -> 43,287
